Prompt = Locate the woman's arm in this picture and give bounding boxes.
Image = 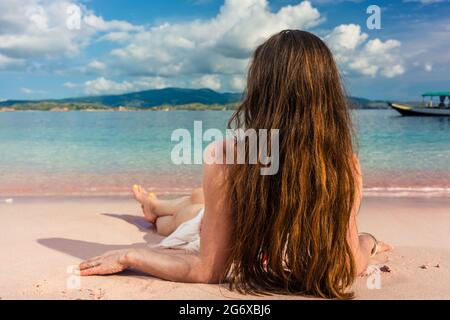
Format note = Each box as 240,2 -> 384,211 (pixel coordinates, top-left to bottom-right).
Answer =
80,143 -> 231,283
347,155 -> 393,275
79,248 -> 208,282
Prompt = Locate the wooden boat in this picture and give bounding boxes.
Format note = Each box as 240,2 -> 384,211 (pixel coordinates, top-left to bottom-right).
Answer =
390,92 -> 450,116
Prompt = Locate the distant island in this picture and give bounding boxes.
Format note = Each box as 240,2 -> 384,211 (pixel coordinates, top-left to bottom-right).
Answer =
0,87 -> 388,111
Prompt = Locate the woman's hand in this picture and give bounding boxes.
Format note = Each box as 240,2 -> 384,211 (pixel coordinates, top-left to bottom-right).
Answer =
79,250 -> 131,276
359,233 -> 394,256
354,234 -> 394,275
375,241 -> 394,255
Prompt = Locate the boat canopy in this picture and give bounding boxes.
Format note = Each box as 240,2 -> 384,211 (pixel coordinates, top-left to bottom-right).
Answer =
422,92 -> 450,97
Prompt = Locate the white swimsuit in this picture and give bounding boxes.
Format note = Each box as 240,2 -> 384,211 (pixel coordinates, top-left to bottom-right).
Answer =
152,208 -> 204,253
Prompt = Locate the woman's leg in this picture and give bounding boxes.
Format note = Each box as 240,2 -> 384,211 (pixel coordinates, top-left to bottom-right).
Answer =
132,185 -> 204,223
152,188 -> 204,216
155,203 -> 204,237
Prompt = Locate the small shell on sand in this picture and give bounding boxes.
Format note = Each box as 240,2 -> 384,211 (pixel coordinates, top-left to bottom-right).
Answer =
380,265 -> 392,273
420,264 -> 429,269
435,264 -> 440,268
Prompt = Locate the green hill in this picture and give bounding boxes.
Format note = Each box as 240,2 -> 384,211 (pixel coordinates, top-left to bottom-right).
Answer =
0,87 -> 387,110
0,88 -> 242,109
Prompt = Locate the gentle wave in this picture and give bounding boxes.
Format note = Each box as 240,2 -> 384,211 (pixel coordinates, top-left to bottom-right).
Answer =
363,187 -> 450,197
3,187 -> 450,199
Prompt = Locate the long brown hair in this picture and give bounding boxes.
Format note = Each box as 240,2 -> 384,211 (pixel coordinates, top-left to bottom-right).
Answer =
225,30 -> 357,299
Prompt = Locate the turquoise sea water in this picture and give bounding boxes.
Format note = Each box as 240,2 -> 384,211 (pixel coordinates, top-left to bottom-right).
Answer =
1,110 -> 449,197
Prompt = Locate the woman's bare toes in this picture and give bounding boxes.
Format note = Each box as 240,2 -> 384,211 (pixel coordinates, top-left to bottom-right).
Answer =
132,184 -> 144,203
132,185 -> 150,203
132,185 -> 158,223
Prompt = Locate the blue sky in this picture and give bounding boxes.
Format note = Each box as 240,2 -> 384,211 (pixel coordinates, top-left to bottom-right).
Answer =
0,0 -> 449,101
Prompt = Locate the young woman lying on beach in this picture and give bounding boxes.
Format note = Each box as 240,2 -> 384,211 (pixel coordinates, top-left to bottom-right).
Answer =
79,30 -> 393,299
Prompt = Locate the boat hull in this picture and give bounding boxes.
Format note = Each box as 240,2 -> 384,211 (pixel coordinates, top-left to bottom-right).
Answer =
389,103 -> 450,117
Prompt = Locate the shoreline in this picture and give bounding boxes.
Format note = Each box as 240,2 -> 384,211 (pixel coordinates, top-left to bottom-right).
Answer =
3,188 -> 450,201
1,195 -> 449,299
0,108 -> 389,112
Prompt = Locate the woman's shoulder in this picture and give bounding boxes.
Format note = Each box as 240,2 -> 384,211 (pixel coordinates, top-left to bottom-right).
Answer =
202,140 -> 229,195
204,139 -> 234,165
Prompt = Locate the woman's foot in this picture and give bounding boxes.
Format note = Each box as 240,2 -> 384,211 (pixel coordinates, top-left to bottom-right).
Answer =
132,185 -> 158,224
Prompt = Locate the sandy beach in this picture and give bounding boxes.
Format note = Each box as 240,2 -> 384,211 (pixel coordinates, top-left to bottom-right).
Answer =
0,195 -> 449,300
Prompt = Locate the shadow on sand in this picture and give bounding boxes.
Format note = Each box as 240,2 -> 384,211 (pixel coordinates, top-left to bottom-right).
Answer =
37,212 -> 162,262
37,237 -> 151,260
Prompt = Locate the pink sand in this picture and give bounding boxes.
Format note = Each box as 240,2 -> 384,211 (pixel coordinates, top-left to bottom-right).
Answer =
0,196 -> 449,300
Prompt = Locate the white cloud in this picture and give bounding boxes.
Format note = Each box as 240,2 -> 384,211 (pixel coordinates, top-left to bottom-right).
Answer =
87,59 -> 106,70
20,87 -> 33,95
84,77 -> 134,95
309,0 -> 363,2
325,24 -> 405,78
63,81 -> 78,89
101,1 -> 406,92
230,75 -> 246,91
0,53 -> 25,69
194,75 -> 222,91
382,64 -> 405,78
1,0 -> 408,95
325,24 -> 367,51
403,0 -> 448,4
81,74 -> 241,95
83,14 -> 141,32
99,31 -> 132,42
83,76 -> 169,95
20,87 -> 46,95
215,0 -> 322,58
26,5 -> 49,30
107,0 -> 322,87
0,0 -> 140,69
133,77 -> 168,90
365,38 -> 401,54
